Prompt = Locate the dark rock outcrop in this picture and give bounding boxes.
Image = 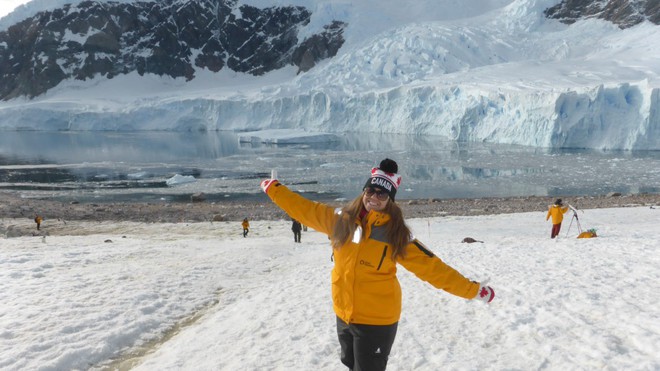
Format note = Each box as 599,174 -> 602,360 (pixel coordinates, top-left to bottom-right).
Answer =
0,0 -> 346,100
545,0 -> 660,28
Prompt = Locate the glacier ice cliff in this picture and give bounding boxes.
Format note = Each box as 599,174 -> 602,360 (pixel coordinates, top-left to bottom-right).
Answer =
1,80 -> 658,150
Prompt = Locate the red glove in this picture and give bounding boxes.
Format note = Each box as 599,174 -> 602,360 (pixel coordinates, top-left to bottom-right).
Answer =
475,284 -> 495,303
260,179 -> 278,193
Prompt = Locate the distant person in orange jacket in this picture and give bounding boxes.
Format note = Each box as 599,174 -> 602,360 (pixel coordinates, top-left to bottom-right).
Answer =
546,199 -> 569,238
241,218 -> 250,237
34,214 -> 43,230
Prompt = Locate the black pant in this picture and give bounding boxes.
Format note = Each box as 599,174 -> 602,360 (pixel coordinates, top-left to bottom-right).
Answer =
336,317 -> 398,371
243,229 -> 248,237
293,231 -> 301,242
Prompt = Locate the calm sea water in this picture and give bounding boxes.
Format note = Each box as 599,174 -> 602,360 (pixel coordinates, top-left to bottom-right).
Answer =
1,131 -> 659,203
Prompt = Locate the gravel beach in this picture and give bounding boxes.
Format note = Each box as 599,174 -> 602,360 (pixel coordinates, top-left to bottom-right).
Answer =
2,191 -> 659,225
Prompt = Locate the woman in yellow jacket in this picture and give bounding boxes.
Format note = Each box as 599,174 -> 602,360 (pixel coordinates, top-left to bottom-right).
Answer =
546,199 -> 569,238
261,159 -> 495,371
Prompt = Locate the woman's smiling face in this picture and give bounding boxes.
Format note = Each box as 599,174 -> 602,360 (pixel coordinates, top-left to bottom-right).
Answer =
362,187 -> 389,212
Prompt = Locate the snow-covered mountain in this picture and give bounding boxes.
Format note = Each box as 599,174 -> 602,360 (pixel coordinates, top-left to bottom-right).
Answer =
0,0 -> 346,99
0,0 -> 659,150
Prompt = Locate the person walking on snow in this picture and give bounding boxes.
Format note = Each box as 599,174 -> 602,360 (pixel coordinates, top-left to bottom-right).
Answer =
241,218 -> 250,238
260,158 -> 495,371
292,219 -> 302,243
34,214 -> 43,230
546,198 -> 569,238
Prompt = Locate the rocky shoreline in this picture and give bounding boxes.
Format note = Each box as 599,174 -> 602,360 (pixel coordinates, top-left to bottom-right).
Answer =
2,191 -> 659,225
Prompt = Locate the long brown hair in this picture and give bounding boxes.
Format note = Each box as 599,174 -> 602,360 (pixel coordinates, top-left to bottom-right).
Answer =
330,191 -> 412,261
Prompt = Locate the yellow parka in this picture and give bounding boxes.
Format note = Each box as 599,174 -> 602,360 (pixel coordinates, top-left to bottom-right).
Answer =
265,181 -> 480,326
242,220 -> 250,229
546,205 -> 568,224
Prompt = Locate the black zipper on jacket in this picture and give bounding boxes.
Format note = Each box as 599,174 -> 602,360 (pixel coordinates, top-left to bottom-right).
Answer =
377,246 -> 388,270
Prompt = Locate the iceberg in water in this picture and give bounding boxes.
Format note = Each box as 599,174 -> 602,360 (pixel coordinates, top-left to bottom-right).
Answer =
237,129 -> 340,144
166,174 -> 196,186
127,171 -> 149,180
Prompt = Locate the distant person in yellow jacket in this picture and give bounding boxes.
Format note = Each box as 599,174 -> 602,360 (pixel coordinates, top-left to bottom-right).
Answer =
34,214 -> 43,230
546,198 -> 569,238
241,218 -> 250,238
260,159 -> 495,371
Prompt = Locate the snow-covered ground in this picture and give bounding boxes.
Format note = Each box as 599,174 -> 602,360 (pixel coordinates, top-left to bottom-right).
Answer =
2,206 -> 659,370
